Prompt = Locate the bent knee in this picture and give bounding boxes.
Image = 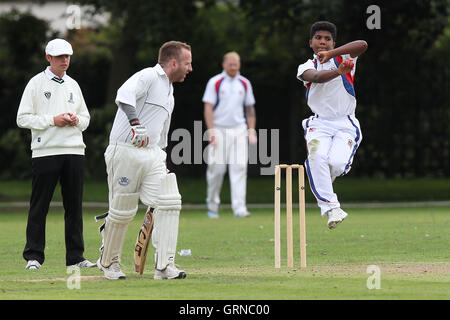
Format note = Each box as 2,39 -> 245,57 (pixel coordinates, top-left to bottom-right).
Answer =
329,160 -> 349,177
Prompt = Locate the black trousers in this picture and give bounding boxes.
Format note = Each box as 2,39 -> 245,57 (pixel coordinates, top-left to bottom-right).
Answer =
23,154 -> 86,266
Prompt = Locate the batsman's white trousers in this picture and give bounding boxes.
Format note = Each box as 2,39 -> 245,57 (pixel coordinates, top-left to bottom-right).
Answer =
206,124 -> 248,215
302,115 -> 362,216
104,143 -> 182,269
105,142 -> 167,207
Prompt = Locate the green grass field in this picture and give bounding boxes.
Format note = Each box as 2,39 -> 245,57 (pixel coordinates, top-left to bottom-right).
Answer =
0,205 -> 449,300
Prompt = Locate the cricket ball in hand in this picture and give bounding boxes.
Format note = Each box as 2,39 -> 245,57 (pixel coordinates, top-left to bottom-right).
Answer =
344,60 -> 354,69
64,113 -> 71,119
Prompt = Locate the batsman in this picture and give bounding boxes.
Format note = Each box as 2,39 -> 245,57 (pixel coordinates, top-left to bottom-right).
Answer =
96,41 -> 193,280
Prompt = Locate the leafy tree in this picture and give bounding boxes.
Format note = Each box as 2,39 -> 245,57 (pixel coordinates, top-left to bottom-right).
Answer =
75,0 -> 205,103
0,10 -> 52,178
0,9 -> 51,137
0,1 -> 448,179
242,0 -> 449,177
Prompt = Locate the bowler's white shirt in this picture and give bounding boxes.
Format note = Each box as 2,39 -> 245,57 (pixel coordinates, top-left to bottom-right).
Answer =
202,71 -> 255,127
297,54 -> 357,118
110,64 -> 174,148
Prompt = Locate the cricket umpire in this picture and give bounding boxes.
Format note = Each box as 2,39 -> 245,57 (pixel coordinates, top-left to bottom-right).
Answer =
202,52 -> 257,219
17,38 -> 95,270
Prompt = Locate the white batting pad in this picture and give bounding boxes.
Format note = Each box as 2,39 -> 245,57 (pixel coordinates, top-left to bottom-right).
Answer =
152,173 -> 182,270
100,193 -> 139,267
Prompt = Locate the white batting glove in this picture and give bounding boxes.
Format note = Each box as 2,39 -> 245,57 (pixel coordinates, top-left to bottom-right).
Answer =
131,125 -> 150,148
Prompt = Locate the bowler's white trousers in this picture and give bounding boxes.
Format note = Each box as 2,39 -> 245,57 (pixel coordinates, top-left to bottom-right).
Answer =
302,115 -> 362,216
206,124 -> 248,215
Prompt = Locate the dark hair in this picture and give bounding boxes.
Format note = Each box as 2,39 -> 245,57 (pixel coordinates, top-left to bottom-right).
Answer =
310,21 -> 337,41
158,41 -> 191,64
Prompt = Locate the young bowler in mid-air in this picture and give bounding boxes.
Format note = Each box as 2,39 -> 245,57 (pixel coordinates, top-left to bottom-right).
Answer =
297,21 -> 368,229
96,41 -> 193,280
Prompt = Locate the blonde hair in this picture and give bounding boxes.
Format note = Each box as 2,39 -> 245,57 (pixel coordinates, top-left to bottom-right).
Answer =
223,51 -> 240,62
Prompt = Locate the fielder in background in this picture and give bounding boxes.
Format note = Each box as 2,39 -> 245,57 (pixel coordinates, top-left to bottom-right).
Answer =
17,38 -> 95,270
297,21 -> 368,229
96,41 -> 192,280
202,52 -> 257,219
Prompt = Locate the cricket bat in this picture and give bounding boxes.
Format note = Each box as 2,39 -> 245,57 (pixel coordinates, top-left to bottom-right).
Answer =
134,207 -> 154,274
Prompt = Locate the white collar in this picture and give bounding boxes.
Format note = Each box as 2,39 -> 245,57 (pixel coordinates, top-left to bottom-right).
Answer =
155,64 -> 168,77
44,66 -> 67,80
221,70 -> 241,80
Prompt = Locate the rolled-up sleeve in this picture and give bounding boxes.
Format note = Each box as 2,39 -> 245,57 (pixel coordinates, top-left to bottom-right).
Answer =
297,60 -> 316,86
244,80 -> 256,107
202,78 -> 218,105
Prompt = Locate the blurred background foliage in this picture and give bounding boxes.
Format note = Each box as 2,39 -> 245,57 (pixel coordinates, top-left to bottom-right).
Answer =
0,0 -> 448,180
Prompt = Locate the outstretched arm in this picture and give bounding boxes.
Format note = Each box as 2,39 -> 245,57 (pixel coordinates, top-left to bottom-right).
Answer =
300,40 -> 366,84
301,59 -> 355,83
318,40 -> 368,63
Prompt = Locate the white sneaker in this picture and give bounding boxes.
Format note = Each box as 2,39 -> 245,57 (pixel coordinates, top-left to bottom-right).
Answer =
154,264 -> 186,280
207,211 -> 219,218
97,259 -> 126,280
26,260 -> 41,270
327,208 -> 348,229
68,259 -> 97,268
234,211 -> 251,218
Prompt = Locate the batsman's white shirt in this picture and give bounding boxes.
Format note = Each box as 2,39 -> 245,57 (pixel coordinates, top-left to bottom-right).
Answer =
110,64 -> 174,149
106,64 -> 174,206
297,54 -> 357,118
17,67 -> 90,158
103,64 -> 182,272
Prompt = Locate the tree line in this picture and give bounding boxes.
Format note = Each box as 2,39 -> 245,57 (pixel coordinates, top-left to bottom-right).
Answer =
0,0 -> 448,179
